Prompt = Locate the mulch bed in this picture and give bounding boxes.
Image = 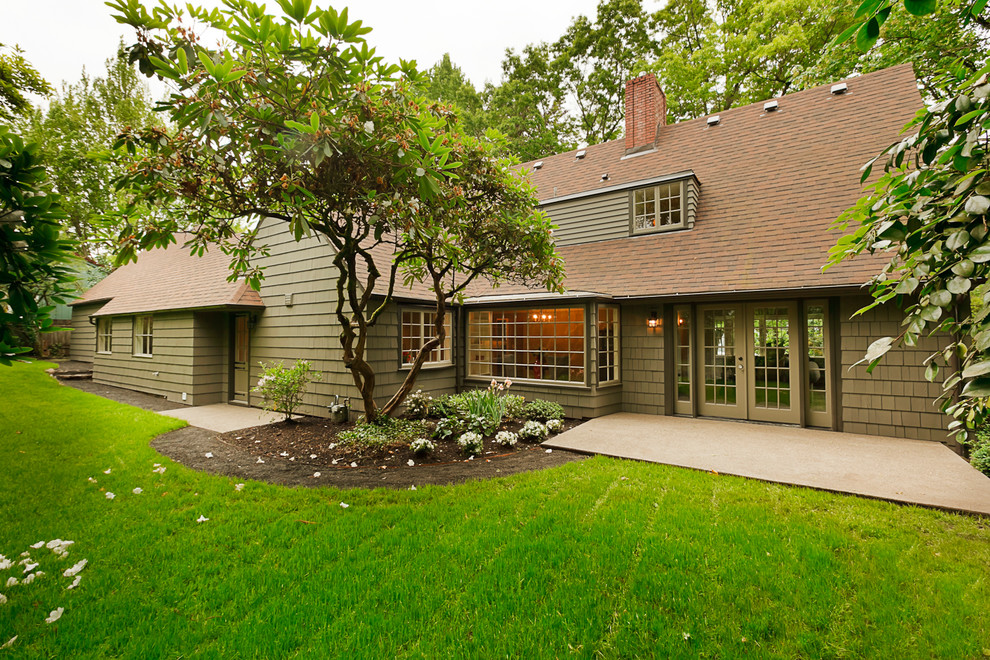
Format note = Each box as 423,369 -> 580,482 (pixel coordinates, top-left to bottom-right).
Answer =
218,416 -> 586,470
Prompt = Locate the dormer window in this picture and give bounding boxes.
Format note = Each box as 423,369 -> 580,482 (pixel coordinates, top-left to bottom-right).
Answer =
632,181 -> 684,233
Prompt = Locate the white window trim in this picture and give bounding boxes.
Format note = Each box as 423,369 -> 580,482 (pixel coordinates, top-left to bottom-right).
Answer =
630,180 -> 687,235
133,315 -> 154,358
597,304 -> 621,386
400,308 -> 453,369
96,317 -> 112,355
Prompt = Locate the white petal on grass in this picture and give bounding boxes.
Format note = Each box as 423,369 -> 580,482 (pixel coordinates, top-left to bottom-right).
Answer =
339,502 -> 349,509
5,578 -> 16,587
66,575 -> 82,590
30,541 -> 44,549
105,492 -> 115,500
205,452 -> 214,459
103,468 -> 111,474
132,487 -> 143,494
153,463 -> 161,468
153,466 -> 166,474
0,557 -> 10,570
22,573 -> 36,585
63,559 -> 87,578
234,483 -> 245,491
409,485 -> 417,491
1,636 -> 16,649
45,607 -> 63,624
0,593 -> 6,604
313,472 -> 321,478
196,515 -> 209,523
87,477 -> 97,483
22,563 -> 38,574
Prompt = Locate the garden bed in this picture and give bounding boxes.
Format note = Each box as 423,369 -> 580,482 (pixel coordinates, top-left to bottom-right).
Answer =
217,415 -> 587,473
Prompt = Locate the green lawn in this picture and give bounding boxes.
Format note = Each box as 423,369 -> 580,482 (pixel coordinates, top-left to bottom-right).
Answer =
2,360 -> 989,657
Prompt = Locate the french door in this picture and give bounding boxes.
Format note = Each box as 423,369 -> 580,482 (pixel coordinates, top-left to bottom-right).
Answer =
231,314 -> 250,403
694,302 -> 801,424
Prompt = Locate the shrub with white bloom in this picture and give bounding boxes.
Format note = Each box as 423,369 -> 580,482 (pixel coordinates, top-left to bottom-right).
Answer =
457,431 -> 483,455
494,431 -> 518,447
405,390 -> 432,419
546,418 -> 564,433
410,437 -> 435,455
518,420 -> 549,442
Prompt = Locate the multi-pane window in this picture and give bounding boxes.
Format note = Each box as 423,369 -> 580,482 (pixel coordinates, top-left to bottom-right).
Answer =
133,315 -> 153,357
597,305 -> 619,384
401,310 -> 452,367
96,317 -> 112,354
674,307 -> 691,404
807,305 -> 827,414
468,308 -> 585,384
633,181 -> 683,232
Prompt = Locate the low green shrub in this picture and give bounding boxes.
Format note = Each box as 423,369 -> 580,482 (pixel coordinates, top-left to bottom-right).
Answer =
431,394 -> 463,420
970,426 -> 990,477
503,395 -> 526,419
433,416 -> 464,441
339,418 -> 430,450
523,399 -> 564,422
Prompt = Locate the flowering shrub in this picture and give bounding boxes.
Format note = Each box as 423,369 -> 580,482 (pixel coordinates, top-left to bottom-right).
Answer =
433,416 -> 464,441
252,360 -> 321,421
545,418 -> 564,433
518,420 -> 549,442
410,437 -> 436,455
494,430 -> 518,447
523,399 -> 564,422
457,431 -> 483,455
503,395 -> 526,419
405,390 -> 432,419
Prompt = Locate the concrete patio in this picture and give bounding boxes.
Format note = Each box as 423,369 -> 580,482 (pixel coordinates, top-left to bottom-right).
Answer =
545,413 -> 990,516
160,403 -> 297,433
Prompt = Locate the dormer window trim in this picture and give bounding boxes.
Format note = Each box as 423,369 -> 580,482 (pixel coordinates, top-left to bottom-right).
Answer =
627,174 -> 699,236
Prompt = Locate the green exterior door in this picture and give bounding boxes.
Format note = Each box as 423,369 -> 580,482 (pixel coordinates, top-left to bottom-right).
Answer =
696,304 -> 748,419
232,314 -> 249,403
746,303 -> 800,425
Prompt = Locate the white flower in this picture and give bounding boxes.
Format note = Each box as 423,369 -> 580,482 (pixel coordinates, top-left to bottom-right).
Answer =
545,449 -> 553,453
350,462 -> 357,468
313,472 -> 321,478
234,483 -> 245,491
132,487 -> 143,495
0,593 -> 6,605
63,559 -> 87,578
66,575 -> 81,590
505,379 -> 512,388
279,451 -> 288,457
153,466 -> 166,474
409,485 -> 416,491
363,120 -> 374,134
331,459 -> 338,465
494,431 -> 518,447
45,607 -> 63,624
256,457 -> 265,464
546,418 -> 564,432
153,463 -> 161,468
682,632 -> 691,641
407,459 -> 415,467
339,502 -> 349,508
328,443 -> 337,449
205,452 -> 213,459
415,167 -> 425,177
310,454 -> 317,459
105,492 -> 115,500
397,148 -> 405,158
196,515 -> 209,523
103,468 -> 111,474
22,563 -> 38,574
490,378 -> 498,388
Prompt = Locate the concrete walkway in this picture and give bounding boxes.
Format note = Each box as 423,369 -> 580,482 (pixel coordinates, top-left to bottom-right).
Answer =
160,404 -> 296,433
545,413 -> 990,516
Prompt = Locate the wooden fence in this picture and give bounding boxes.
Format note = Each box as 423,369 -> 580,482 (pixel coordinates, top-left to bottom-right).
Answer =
36,330 -> 73,358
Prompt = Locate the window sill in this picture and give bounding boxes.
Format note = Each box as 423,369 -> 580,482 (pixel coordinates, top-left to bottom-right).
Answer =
97,351 -> 112,355
631,223 -> 686,236
399,362 -> 454,371
465,376 -> 590,390
133,353 -> 153,359
597,380 -> 622,389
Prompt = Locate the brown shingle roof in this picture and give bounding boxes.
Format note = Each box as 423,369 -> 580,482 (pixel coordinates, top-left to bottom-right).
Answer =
72,238 -> 264,316
468,63 -> 921,301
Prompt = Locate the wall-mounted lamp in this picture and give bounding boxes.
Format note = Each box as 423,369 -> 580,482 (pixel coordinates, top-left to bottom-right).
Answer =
647,311 -> 660,329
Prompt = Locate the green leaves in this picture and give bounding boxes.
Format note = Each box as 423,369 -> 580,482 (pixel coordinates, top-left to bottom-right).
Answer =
903,0 -> 937,15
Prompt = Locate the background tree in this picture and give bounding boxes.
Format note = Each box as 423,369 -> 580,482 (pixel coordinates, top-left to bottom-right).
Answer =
23,43 -> 160,265
109,0 -> 562,418
0,43 -> 52,121
419,54 -> 487,138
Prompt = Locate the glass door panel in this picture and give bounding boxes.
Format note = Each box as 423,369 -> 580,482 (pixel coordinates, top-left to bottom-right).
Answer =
747,302 -> 799,424
696,305 -> 746,418
806,301 -> 830,428
673,306 -> 692,415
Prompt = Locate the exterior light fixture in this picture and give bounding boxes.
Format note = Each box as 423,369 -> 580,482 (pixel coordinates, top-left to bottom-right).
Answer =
647,311 -> 660,329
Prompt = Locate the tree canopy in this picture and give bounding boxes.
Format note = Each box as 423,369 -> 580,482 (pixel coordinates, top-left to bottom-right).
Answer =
108,0 -> 563,418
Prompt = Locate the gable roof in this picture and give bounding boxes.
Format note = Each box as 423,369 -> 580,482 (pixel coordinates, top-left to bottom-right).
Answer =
71,237 -> 264,316
467,63 -> 922,302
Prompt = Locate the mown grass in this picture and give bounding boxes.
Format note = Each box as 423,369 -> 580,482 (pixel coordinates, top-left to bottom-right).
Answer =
1,359 -> 989,658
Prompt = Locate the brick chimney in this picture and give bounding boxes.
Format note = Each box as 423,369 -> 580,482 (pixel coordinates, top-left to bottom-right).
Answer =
624,74 -> 666,154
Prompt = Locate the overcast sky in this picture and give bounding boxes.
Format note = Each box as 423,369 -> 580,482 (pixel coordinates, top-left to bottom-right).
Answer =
3,0 -> 604,94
